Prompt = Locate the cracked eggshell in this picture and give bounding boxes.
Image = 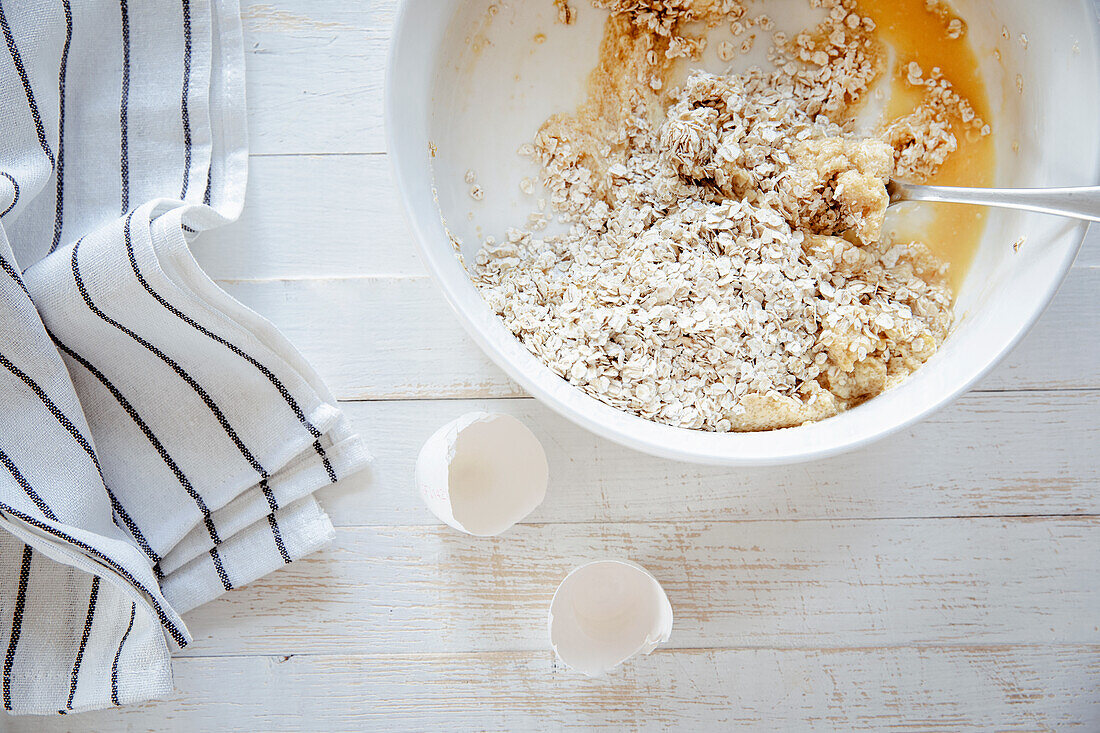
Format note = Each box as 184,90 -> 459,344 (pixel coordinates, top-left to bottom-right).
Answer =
415,412 -> 549,536
548,560 -> 674,676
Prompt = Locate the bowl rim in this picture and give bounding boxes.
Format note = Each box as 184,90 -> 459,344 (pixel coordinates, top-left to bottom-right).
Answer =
385,0 -> 1100,466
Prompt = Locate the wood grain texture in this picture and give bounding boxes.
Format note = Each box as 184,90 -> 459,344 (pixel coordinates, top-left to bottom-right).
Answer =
241,2 -> 395,155
173,518 -> 1100,657
192,155 -> 425,280
214,266 -> 1100,402
320,390 -> 1100,528
18,646 -> 1100,732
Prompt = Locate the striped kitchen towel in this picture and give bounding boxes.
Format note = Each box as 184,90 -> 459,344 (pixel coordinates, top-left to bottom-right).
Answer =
0,0 -> 370,716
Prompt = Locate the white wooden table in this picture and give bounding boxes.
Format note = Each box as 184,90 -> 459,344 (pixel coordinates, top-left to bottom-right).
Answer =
16,2 -> 1100,730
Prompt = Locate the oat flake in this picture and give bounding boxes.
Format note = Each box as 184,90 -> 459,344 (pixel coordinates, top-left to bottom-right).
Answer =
471,0 -> 973,432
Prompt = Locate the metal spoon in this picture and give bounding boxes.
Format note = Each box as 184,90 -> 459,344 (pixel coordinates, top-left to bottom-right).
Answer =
887,181 -> 1100,223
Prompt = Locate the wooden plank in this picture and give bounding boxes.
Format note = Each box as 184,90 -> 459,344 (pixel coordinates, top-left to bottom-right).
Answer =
220,275 -> 522,400
191,153 -> 1100,280
216,267 -> 1100,401
218,276 -> 521,400
244,0 -> 395,31
191,155 -> 424,280
986,263 -> 1100,392
242,2 -> 394,155
22,646 -> 1100,731
173,518 -> 1100,657
322,390 -> 1100,527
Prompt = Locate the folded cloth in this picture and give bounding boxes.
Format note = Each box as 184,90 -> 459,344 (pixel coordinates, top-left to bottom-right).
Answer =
0,0 -> 369,715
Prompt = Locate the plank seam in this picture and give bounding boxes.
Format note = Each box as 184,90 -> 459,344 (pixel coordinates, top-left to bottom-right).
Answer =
171,643 -> 1100,662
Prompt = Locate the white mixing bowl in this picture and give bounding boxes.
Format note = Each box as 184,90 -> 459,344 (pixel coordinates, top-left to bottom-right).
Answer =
387,0 -> 1100,465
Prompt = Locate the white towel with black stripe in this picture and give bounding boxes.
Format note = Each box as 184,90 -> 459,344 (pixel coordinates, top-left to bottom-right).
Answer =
0,0 -> 370,716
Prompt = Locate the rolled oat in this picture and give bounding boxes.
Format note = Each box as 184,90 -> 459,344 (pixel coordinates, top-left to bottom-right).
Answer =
471,0 -> 980,432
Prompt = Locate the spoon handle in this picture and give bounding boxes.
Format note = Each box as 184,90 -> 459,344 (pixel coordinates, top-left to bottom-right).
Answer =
888,181 -> 1100,223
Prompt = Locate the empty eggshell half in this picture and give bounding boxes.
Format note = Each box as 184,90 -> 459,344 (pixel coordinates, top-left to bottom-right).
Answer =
548,560 -> 674,676
415,412 -> 549,536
